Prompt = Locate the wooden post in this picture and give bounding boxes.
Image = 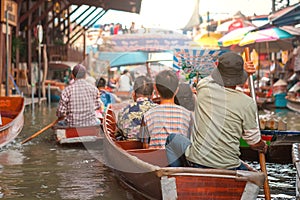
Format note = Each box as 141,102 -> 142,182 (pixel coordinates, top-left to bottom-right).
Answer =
0,24 -> 3,96
245,47 -> 271,200
26,0 -> 32,88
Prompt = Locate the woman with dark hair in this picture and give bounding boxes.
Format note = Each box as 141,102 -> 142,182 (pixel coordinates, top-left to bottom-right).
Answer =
117,75 -> 157,139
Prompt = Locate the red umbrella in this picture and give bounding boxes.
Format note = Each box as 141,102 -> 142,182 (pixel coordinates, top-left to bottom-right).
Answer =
216,19 -> 254,33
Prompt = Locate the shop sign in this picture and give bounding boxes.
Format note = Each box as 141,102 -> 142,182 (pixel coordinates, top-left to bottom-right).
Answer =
1,0 -> 18,26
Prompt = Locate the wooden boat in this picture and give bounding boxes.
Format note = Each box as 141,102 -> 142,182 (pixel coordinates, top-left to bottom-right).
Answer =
44,80 -> 64,102
46,61 -> 78,102
103,105 -> 265,199
0,97 -> 25,148
286,96 -> 300,113
292,143 -> 300,199
53,125 -> 103,144
240,130 -> 300,164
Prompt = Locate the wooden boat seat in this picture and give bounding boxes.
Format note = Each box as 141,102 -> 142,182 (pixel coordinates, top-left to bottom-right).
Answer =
128,148 -> 169,167
0,117 -> 13,126
0,111 -> 18,118
53,126 -> 102,138
116,140 -> 143,150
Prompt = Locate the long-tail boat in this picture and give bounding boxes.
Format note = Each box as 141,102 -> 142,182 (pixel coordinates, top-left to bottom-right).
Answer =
102,105 -> 265,199
0,97 -> 25,148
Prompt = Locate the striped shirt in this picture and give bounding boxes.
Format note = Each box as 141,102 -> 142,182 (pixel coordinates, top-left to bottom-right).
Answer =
140,104 -> 194,149
56,79 -> 102,127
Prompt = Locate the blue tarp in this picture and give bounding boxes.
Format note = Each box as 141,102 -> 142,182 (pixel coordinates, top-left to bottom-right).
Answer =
98,52 -> 149,67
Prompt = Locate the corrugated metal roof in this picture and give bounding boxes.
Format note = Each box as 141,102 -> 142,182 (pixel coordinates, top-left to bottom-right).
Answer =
269,3 -> 300,26
68,0 -> 142,13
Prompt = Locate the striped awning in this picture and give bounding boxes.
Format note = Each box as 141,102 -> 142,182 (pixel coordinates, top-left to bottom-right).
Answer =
173,49 -> 228,77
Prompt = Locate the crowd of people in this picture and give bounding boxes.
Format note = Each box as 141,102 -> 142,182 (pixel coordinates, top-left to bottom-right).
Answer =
56,52 -> 267,171
96,21 -> 138,38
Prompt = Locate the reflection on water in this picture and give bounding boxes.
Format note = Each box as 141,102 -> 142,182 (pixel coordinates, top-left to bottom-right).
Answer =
0,104 -> 299,199
0,104 -> 133,200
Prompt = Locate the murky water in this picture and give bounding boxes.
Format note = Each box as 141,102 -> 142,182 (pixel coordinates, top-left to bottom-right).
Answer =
0,103 -> 299,199
0,103 -> 134,200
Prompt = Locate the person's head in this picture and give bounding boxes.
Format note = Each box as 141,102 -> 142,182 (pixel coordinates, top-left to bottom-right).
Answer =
72,64 -> 87,79
211,52 -> 247,87
122,69 -> 129,75
133,76 -> 153,99
174,83 -> 195,111
155,70 -> 179,99
96,77 -> 106,89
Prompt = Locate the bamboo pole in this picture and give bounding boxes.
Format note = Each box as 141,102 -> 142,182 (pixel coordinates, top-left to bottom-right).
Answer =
244,47 -> 271,200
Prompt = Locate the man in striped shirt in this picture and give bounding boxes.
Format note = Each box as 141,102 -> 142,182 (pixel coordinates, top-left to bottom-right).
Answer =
56,64 -> 102,127
138,70 -> 194,149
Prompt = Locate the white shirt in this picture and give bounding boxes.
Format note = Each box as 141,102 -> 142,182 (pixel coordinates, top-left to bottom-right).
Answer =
118,73 -> 132,91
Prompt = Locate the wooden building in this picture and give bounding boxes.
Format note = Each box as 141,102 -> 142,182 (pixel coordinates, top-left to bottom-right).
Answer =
0,0 -> 142,96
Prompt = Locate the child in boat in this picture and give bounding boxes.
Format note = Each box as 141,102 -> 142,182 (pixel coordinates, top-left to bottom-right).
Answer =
117,75 -> 157,139
138,70 -> 194,149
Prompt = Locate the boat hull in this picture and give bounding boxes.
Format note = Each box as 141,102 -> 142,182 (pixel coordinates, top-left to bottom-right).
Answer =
103,105 -> 265,199
0,97 -> 25,148
286,97 -> 300,113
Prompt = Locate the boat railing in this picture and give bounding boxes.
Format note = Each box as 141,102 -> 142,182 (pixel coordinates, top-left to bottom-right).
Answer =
127,148 -> 169,167
104,108 -> 117,141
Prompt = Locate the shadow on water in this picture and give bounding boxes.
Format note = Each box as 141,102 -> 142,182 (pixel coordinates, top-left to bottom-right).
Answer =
0,104 -> 299,199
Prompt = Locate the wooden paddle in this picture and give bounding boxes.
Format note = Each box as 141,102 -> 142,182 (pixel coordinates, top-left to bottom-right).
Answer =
21,119 -> 59,144
244,47 -> 271,200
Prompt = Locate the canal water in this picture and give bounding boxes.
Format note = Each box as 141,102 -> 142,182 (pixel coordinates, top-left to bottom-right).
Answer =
0,103 -> 299,200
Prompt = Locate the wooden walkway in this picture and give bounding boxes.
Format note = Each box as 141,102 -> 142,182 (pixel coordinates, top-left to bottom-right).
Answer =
25,97 -> 47,106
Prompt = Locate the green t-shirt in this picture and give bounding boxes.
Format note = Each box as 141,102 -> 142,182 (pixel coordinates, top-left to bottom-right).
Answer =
185,77 -> 260,169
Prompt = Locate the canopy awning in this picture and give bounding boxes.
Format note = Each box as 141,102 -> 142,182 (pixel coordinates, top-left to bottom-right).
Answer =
98,52 -> 149,67
69,0 -> 142,13
48,61 -> 80,71
269,3 -> 300,26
